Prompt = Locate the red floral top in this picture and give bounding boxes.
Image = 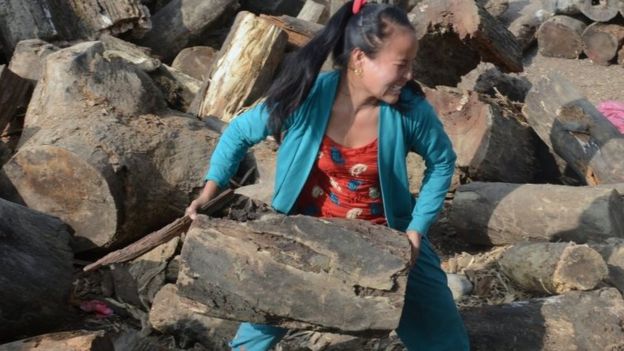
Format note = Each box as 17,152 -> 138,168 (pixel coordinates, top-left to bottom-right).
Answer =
295,135 -> 386,225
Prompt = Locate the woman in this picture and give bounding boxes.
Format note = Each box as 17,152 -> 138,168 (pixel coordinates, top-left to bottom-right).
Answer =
185,1 -> 470,350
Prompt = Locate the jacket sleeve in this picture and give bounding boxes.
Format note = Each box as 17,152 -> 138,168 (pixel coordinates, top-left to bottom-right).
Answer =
407,100 -> 457,236
204,103 -> 271,188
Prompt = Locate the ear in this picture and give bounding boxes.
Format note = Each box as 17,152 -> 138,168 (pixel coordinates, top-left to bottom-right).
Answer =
350,48 -> 367,69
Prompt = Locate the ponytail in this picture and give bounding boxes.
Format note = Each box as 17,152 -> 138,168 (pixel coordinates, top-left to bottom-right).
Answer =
265,2 -> 354,143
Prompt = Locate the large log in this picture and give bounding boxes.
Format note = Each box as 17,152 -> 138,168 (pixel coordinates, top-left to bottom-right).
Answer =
136,0 -> 239,61
498,242 -> 608,294
193,12 -> 287,122
7,39 -> 59,82
449,182 -> 624,245
177,214 -> 411,335
463,288 -> 624,351
149,284 -> 238,350
408,0 -> 522,87
171,46 -> 218,81
458,62 -> 531,102
0,41 -> 222,252
582,22 -> 624,66
536,15 -> 586,59
523,74 -> 624,184
423,87 -> 536,183
0,0 -> 149,57
0,198 -> 73,342
499,0 -> 552,52
0,330 -> 113,351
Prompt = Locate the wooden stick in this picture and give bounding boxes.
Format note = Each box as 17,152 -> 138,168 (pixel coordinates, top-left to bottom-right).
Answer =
83,188 -> 235,272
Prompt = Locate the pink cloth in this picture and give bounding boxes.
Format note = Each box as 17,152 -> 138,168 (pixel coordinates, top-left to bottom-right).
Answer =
597,101 -> 624,134
80,299 -> 113,318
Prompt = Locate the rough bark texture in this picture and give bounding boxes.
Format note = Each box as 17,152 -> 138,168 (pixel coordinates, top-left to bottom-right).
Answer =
137,0 -> 239,61
424,87 -> 536,183
408,0 -> 522,87
579,0 -> 620,22
582,22 -> 624,65
149,284 -> 239,350
194,12 -> 287,122
536,15 -> 587,59
499,242 -> 608,294
523,74 -> 624,184
0,41 -> 221,252
0,330 -> 113,351
449,182 -> 624,245
177,214 -> 411,335
463,288 -> 624,351
171,46 -> 217,81
0,198 -> 73,342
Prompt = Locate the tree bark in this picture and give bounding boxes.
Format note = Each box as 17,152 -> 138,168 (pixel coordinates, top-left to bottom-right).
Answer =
136,0 -> 239,62
449,182 -> 624,245
498,242 -> 608,294
408,0 -> 522,87
523,74 -> 624,184
536,15 -> 587,59
579,0 -> 620,22
177,214 -> 411,335
582,22 -> 624,65
193,12 -> 287,122
423,86 -> 536,183
463,288 -> 624,351
0,330 -> 113,351
0,41 -> 221,252
0,198 -> 73,342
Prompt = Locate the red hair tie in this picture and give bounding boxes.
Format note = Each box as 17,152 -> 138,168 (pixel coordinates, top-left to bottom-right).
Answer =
352,0 -> 367,14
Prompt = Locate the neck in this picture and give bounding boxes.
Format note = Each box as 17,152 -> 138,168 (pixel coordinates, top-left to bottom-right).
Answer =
336,71 -> 378,113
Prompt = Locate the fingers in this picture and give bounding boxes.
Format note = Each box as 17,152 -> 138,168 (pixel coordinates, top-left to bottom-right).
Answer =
185,201 -> 199,220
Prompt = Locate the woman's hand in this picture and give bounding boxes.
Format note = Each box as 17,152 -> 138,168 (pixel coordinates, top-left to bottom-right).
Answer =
406,230 -> 422,267
185,181 -> 219,220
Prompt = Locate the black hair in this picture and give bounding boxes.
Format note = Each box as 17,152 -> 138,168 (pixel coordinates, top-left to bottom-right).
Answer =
264,1 -> 418,143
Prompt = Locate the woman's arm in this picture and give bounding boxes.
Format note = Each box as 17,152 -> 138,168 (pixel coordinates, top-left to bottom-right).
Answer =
407,101 -> 457,237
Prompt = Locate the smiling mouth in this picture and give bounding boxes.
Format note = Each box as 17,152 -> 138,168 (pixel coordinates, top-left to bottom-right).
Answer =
388,84 -> 403,94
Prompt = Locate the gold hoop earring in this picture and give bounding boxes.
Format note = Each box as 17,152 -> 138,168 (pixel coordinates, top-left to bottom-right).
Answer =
354,67 -> 363,77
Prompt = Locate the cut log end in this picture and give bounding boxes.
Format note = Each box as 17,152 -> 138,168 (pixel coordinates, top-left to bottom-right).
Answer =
2,145 -> 118,250
537,16 -> 586,59
553,244 -> 609,292
579,0 -> 620,22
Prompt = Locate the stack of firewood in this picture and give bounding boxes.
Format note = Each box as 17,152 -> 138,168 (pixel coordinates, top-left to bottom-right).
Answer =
536,0 -> 624,65
0,0 -> 623,350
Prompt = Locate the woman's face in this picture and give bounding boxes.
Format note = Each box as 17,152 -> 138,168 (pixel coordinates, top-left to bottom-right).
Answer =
355,27 -> 418,104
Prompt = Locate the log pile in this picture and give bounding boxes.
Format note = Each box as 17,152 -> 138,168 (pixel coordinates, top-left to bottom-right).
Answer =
1,0 -> 624,350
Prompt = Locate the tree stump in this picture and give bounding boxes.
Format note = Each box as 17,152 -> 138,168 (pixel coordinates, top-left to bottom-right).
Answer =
0,198 -> 73,342
536,15 -> 587,59
582,22 -> 624,65
579,0 -> 620,22
449,182 -> 624,245
193,12 -> 287,122
423,87 -> 536,183
498,242 -> 608,294
177,214 -> 411,335
408,0 -> 522,87
0,41 -> 221,252
523,74 -> 624,184
463,288 -> 624,351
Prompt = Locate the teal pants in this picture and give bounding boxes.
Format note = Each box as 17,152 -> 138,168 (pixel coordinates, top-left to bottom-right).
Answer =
229,237 -> 470,350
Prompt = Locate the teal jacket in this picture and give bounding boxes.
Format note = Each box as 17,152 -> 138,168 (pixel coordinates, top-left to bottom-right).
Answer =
205,70 -> 456,236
